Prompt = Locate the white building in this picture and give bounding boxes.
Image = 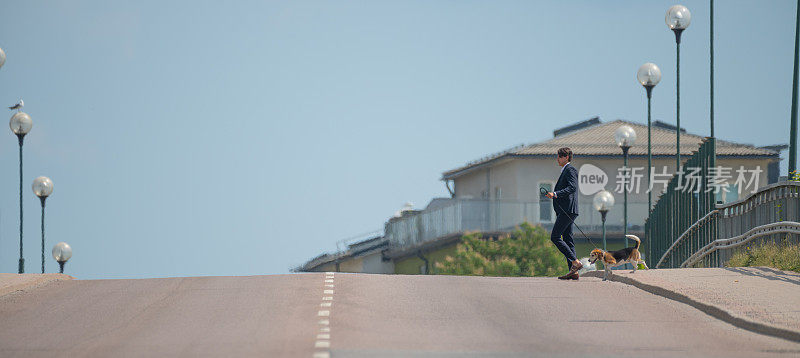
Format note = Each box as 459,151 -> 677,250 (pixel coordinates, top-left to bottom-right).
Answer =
435,118 -> 779,240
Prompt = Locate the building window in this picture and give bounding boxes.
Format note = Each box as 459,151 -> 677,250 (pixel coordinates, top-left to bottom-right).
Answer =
495,187 -> 502,199
715,183 -> 740,204
539,182 -> 553,222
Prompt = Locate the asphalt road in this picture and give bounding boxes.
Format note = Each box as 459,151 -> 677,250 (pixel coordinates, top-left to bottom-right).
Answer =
0,273 -> 799,357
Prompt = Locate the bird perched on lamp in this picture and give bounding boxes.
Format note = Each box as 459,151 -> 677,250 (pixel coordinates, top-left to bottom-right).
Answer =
8,99 -> 23,111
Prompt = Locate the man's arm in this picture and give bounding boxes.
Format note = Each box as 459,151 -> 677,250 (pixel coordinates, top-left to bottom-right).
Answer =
553,166 -> 577,198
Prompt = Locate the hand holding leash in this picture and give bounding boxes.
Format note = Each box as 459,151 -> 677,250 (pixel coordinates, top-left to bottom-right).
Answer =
539,187 -> 548,197
540,187 -> 555,199
540,186 -> 599,249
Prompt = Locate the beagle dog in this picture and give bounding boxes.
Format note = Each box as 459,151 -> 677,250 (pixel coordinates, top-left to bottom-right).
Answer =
589,235 -> 649,281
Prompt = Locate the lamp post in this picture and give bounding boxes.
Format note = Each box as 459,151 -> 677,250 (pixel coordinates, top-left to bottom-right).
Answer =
790,0 -> 800,176
638,63 -> 661,260
33,176 -> 53,273
10,112 -> 32,273
614,125 -> 636,248
52,242 -> 72,274
593,190 -> 615,251
710,0 -> 715,140
666,5 -> 691,170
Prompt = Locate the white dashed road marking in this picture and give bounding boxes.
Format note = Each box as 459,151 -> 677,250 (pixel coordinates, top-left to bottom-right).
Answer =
314,273 -> 336,357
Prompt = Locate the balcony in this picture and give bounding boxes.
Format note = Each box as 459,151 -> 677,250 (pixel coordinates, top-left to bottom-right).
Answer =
385,198 -> 648,250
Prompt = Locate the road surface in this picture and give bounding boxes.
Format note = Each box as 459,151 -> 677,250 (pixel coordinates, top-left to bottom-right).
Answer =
0,273 -> 798,357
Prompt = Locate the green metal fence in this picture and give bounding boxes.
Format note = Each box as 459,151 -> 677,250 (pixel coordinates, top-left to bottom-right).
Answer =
646,138 -> 717,268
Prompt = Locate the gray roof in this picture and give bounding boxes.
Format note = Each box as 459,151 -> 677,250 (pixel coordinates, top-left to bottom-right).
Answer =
294,236 -> 388,272
442,119 -> 778,180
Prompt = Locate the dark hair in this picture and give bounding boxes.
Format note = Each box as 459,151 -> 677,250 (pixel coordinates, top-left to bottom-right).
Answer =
557,147 -> 573,161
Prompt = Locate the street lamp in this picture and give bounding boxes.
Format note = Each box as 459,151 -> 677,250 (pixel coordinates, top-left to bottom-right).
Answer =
52,242 -> 72,274
593,190 -> 615,251
33,176 -> 53,273
614,125 -> 636,247
10,112 -> 32,273
790,0 -> 800,177
666,5 -> 691,170
638,62 -> 661,262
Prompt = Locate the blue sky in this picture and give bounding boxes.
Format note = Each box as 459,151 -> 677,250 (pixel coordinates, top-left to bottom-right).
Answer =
0,1 -> 796,278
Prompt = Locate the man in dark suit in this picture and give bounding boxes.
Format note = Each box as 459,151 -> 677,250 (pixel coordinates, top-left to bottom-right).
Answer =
546,147 -> 583,280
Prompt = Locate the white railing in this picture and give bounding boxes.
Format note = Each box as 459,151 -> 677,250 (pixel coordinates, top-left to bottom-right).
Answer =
385,198 -> 649,249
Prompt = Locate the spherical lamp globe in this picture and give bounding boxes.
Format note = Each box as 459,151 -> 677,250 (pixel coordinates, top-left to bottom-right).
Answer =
593,190 -> 615,212
52,242 -> 72,263
614,125 -> 637,148
666,5 -> 691,30
637,63 -> 662,88
10,112 -> 32,135
32,176 -> 54,198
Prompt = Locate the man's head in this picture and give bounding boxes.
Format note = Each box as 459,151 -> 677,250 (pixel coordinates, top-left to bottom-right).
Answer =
557,147 -> 572,167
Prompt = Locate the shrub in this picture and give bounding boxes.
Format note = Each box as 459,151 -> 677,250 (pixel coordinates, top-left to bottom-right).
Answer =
435,222 -> 564,277
726,239 -> 800,273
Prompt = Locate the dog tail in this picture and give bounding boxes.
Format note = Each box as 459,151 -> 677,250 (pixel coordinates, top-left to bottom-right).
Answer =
626,235 -> 640,249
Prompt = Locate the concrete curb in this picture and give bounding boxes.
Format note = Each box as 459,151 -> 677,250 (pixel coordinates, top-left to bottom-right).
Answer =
0,273 -> 74,298
582,270 -> 800,343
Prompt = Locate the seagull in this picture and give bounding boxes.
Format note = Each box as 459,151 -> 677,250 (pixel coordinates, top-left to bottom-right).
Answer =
8,99 -> 23,111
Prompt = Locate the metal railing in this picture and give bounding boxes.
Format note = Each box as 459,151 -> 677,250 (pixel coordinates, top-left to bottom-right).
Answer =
385,198 -> 649,249
655,209 -> 719,268
655,181 -> 800,268
386,199 -> 536,248
685,181 -> 800,267
684,221 -> 800,267
646,138 -> 717,268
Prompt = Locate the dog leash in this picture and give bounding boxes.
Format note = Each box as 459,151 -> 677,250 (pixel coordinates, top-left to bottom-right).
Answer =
539,187 -> 601,250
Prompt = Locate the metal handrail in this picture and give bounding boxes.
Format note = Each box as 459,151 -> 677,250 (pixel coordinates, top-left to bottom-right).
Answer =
715,181 -> 800,211
655,209 -> 718,268
653,181 -> 799,268
682,221 -> 800,267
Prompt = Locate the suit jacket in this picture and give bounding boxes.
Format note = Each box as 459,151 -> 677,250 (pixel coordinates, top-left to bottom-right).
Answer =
554,163 -> 579,216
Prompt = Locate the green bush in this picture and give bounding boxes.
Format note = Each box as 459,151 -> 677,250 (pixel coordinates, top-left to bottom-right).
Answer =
435,222 -> 564,277
726,239 -> 800,273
